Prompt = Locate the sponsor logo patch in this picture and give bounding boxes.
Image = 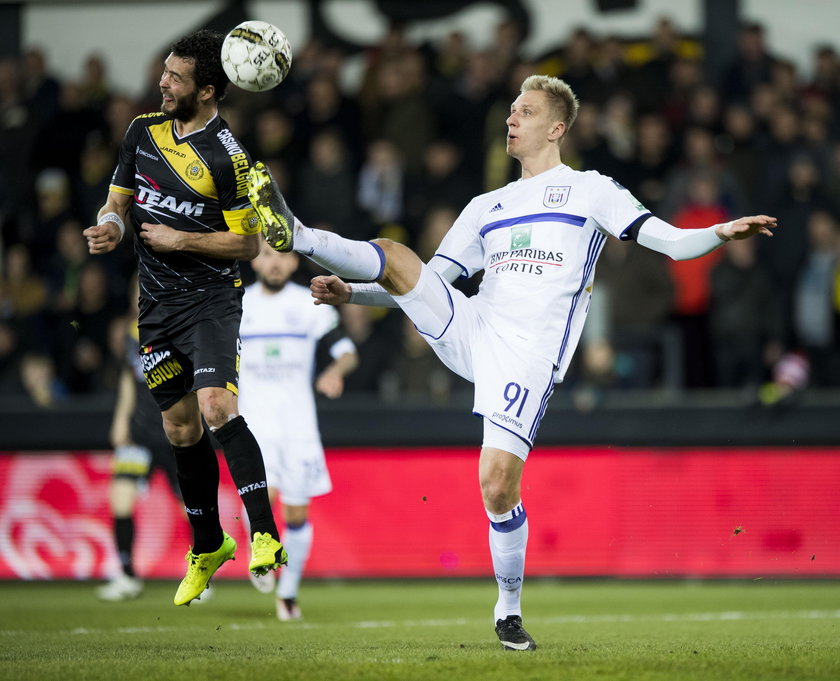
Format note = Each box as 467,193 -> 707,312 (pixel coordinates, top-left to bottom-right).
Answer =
510,225 -> 532,250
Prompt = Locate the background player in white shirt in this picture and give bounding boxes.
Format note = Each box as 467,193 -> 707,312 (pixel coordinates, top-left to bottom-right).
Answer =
239,243 -> 357,620
247,75 -> 776,650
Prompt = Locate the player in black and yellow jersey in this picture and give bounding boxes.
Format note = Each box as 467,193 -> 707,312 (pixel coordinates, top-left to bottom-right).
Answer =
84,30 -> 286,606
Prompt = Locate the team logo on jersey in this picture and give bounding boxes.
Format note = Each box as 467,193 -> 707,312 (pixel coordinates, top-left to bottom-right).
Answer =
543,185 -> 570,208
511,225 -> 532,250
240,209 -> 261,235
186,158 -> 205,180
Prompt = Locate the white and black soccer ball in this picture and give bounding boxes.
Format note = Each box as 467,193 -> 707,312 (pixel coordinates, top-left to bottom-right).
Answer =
221,20 -> 292,92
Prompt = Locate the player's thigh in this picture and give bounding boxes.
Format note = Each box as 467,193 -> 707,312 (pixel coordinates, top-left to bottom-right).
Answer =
472,332 -> 558,449
138,304 -> 194,410
272,439 -> 332,506
188,289 -> 244,395
394,265 -> 478,381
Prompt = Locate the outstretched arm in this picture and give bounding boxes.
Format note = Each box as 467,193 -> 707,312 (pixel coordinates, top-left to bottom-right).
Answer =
636,215 -> 777,261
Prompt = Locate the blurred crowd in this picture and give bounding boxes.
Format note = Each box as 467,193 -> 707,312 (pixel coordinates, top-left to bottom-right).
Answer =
1,17 -> 839,408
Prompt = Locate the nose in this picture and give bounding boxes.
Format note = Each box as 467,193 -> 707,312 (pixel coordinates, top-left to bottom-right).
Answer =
506,111 -> 517,127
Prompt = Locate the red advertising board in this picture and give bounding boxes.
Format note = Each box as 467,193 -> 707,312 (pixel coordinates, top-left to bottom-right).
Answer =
0,447 -> 837,580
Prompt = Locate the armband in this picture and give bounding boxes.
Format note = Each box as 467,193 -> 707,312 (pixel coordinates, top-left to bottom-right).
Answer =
98,212 -> 125,241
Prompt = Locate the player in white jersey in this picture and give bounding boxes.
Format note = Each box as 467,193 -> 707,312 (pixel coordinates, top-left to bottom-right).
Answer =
246,75 -> 776,650
239,242 -> 357,620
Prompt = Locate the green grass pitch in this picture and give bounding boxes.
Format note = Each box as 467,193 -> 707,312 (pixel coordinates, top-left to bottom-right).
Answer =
2,579 -> 838,681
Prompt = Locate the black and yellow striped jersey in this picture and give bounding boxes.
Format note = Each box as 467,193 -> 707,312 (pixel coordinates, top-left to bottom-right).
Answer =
110,111 -> 260,298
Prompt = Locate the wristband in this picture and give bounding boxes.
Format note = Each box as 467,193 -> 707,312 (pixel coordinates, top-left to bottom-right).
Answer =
98,212 -> 125,241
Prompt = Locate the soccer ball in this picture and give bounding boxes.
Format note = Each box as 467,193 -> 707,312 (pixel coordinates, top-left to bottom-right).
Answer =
221,20 -> 292,92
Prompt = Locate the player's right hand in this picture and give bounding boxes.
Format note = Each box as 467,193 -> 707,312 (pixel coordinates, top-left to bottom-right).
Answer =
310,275 -> 351,306
83,222 -> 120,254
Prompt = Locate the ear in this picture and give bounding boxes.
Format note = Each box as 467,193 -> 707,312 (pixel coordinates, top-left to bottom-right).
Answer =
199,84 -> 215,103
548,120 -> 566,143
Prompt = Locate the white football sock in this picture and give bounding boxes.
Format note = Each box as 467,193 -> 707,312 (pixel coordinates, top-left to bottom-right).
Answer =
487,502 -> 528,622
294,219 -> 384,282
277,521 -> 313,600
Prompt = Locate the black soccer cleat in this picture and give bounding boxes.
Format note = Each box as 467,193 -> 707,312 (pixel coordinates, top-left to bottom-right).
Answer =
495,615 -> 537,651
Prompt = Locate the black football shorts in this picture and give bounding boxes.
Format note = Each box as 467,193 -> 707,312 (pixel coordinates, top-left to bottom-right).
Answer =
138,287 -> 244,411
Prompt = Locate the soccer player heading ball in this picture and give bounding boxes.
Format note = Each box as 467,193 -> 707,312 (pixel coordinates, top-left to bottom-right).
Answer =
84,30 -> 287,606
246,74 -> 776,650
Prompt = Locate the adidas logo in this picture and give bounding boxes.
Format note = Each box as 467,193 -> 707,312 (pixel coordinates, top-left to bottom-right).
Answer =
490,202 -> 503,213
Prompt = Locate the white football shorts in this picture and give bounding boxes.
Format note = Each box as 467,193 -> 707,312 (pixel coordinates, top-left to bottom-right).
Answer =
250,432 -> 332,506
393,265 -> 558,457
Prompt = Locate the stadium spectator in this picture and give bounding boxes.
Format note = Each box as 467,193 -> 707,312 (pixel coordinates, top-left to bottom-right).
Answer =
53,259 -> 122,394
239,244 -> 357,621
709,238 -> 778,389
722,21 -> 779,101
295,129 -> 361,236
667,170 -> 729,388
793,210 -> 840,386
623,112 -> 675,214
246,74 -> 777,651
23,168 -> 78,276
20,48 -> 61,138
357,138 -> 405,226
82,29 -> 287,607
763,154 -> 836,346
587,237 -> 675,390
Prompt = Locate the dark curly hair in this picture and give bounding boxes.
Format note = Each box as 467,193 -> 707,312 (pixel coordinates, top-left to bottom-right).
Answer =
170,29 -> 229,101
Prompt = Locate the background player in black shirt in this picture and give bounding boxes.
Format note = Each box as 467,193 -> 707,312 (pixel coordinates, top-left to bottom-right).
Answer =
97,275 -> 182,602
84,30 -> 286,606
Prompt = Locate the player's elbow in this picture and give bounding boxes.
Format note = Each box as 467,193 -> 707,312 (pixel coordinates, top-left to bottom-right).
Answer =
240,235 -> 261,261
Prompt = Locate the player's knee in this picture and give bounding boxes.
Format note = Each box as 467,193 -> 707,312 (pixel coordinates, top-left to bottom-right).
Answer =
161,418 -> 201,446
370,238 -> 421,294
197,388 -> 236,430
480,478 -> 519,515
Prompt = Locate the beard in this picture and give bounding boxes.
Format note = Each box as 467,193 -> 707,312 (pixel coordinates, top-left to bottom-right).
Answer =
259,276 -> 288,292
162,89 -> 200,122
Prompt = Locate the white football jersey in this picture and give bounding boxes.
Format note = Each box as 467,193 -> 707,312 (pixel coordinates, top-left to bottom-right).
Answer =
435,163 -> 650,378
238,281 -> 344,442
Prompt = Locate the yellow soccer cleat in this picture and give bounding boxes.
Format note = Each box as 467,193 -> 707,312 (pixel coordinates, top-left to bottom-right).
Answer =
173,532 -> 236,606
247,161 -> 295,252
249,532 -> 288,575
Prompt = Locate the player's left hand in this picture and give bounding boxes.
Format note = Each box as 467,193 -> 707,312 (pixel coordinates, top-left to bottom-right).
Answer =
311,275 -> 351,306
140,222 -> 181,252
716,215 -> 777,241
315,370 -> 344,399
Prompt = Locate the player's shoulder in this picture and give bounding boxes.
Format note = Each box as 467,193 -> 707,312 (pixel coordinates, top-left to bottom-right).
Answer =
568,165 -> 617,186
211,117 -> 248,153
130,111 -> 169,129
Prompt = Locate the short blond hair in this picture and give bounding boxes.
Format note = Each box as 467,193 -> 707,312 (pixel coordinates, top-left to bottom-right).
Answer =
520,75 -> 580,131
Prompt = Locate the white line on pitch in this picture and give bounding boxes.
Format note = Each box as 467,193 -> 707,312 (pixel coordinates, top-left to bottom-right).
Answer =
2,609 -> 839,637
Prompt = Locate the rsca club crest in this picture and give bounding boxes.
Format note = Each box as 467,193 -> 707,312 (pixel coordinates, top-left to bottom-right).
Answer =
543,185 -> 570,208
